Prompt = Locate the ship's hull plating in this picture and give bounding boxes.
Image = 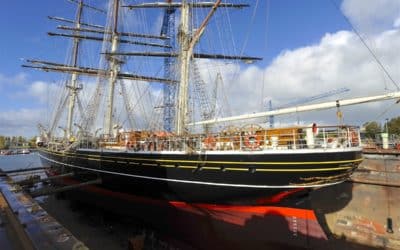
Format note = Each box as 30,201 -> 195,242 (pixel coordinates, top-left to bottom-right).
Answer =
38,148 -> 362,205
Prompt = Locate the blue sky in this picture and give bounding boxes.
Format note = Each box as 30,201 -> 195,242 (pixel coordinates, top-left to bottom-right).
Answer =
0,1 -> 347,105
0,1 -> 349,79
1,0 -> 400,136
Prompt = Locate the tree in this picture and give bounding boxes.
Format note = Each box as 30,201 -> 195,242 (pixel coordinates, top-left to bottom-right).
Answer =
0,136 -> 5,149
0,136 -> 36,148
363,121 -> 381,139
29,136 -> 37,148
388,117 -> 400,136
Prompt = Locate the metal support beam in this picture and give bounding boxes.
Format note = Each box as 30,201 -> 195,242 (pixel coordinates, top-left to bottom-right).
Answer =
22,63 -> 177,83
124,2 -> 249,9
0,167 -> 48,176
48,16 -> 104,29
14,172 -> 74,186
68,0 -> 106,13
30,178 -> 102,198
105,51 -> 262,61
48,32 -> 171,48
57,25 -> 168,40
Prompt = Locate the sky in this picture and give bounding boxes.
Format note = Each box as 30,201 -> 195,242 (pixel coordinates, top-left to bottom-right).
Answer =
0,0 -> 400,137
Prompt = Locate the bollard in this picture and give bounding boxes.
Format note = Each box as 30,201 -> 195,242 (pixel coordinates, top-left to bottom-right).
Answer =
386,217 -> 394,234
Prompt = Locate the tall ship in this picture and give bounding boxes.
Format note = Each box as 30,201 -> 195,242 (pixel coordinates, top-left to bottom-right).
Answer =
25,0 -> 400,207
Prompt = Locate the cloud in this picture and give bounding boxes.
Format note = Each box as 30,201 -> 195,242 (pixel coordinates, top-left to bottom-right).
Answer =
27,80 -> 66,104
394,17 -> 400,28
0,108 -> 46,137
0,72 -> 96,137
195,27 -> 400,128
341,0 -> 400,34
0,73 -> 28,90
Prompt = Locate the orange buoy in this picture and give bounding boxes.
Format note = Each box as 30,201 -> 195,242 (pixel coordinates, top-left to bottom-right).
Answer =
203,136 -> 217,150
244,134 -> 261,150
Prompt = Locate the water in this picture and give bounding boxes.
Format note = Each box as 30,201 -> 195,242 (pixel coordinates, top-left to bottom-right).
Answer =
0,153 -> 42,171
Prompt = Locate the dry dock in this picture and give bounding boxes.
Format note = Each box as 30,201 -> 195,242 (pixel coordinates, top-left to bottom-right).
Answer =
1,151 -> 400,250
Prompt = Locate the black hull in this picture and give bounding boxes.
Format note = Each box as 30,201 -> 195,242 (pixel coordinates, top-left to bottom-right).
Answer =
38,148 -> 362,204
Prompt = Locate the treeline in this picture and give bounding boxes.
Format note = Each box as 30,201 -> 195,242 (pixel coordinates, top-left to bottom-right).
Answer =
363,117 -> 400,138
0,136 -> 37,149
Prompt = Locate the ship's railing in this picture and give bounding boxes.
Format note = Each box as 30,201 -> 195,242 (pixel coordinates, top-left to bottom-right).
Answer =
115,125 -> 361,152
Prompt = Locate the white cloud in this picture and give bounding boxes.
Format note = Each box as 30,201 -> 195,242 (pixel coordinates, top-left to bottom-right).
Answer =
341,0 -> 400,34
394,17 -> 400,28
195,27 -> 400,129
0,108 -> 46,137
27,80 -> 66,104
29,81 -> 48,98
0,73 -> 28,89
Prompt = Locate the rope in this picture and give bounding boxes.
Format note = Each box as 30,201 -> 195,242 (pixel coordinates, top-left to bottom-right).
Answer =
330,0 -> 400,91
373,101 -> 399,121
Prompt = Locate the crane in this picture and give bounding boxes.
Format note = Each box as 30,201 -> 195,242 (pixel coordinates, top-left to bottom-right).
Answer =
161,0 -> 177,132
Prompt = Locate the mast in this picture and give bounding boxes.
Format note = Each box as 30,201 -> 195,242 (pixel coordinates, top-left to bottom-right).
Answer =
104,0 -> 121,137
175,1 -> 190,135
25,1 -> 178,139
175,0 -> 222,135
66,0 -> 83,140
122,1 -> 250,135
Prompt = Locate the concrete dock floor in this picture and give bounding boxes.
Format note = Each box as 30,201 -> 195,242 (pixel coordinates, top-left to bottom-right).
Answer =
311,155 -> 400,249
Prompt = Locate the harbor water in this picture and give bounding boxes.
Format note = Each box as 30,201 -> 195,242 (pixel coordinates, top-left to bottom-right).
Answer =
0,153 -> 42,172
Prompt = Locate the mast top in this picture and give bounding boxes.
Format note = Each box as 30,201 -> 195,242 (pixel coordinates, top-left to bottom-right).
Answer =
68,0 -> 106,13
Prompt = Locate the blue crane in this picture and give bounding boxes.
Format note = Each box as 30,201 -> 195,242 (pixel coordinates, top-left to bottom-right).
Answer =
161,0 -> 177,132
267,87 -> 350,127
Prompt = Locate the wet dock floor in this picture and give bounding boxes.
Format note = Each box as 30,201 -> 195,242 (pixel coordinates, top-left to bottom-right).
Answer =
39,196 -> 190,250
